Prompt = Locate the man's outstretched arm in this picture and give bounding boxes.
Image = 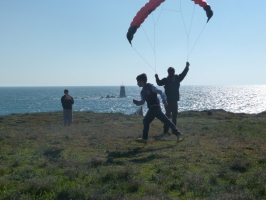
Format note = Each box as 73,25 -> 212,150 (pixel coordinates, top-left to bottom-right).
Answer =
179,62 -> 190,82
155,74 -> 166,86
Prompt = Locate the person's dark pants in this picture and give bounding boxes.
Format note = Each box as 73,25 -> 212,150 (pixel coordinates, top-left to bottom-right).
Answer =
142,106 -> 180,140
164,101 -> 178,132
63,109 -> 73,125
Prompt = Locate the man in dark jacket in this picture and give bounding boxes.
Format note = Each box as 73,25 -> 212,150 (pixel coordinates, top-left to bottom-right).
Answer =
155,62 -> 189,133
61,89 -> 74,125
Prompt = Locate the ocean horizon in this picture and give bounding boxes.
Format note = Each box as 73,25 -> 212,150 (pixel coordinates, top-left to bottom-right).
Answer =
1,85 -> 266,116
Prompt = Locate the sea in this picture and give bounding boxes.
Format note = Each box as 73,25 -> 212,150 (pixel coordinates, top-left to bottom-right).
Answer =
0,85 -> 266,116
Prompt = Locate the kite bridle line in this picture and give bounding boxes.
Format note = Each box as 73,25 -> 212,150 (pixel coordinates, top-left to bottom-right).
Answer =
132,46 -> 156,73
180,0 -> 196,61
187,22 -> 207,60
140,26 -> 155,53
152,13 -> 157,72
179,0 -> 208,61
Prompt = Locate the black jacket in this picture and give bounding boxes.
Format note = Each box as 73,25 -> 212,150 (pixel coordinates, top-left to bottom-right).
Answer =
61,95 -> 74,109
156,66 -> 189,102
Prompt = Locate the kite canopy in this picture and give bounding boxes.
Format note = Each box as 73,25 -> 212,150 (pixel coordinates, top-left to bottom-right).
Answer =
191,0 -> 213,22
203,5 -> 213,22
127,26 -> 138,45
127,0 -> 213,44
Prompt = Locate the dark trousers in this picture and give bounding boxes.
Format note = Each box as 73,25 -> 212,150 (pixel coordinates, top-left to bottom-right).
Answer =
142,106 -> 180,140
164,101 -> 178,131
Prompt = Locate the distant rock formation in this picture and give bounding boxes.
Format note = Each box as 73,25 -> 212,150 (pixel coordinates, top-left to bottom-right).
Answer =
100,95 -> 116,99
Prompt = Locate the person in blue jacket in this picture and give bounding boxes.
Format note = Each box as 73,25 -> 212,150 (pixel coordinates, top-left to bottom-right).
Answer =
133,73 -> 182,143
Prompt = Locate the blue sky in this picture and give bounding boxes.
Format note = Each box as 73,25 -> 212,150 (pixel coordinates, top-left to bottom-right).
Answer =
1,0 -> 265,86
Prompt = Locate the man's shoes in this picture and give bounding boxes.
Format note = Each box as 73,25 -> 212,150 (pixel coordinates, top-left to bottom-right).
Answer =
174,131 -> 183,142
135,138 -> 147,144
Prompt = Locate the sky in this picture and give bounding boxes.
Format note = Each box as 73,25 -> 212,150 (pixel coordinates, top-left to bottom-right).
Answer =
1,0 -> 266,86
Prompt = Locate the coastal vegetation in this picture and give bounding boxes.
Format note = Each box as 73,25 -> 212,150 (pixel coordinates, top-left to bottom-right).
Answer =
0,110 -> 266,199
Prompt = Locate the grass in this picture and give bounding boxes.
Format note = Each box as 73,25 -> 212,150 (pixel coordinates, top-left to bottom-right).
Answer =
0,110 -> 266,199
